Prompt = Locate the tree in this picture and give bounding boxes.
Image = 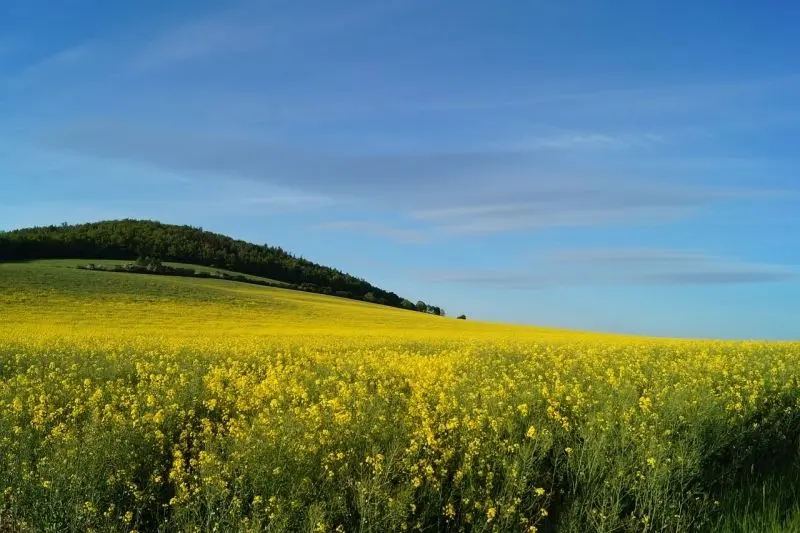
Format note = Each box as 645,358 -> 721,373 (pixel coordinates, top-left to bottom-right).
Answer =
457,314 -> 467,320
415,300 -> 427,312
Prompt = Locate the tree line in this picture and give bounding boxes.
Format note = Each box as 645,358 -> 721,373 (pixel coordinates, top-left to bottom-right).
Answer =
0,220 -> 443,315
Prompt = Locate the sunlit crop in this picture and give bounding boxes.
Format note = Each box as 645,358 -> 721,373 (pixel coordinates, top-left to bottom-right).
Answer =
1,262 -> 799,532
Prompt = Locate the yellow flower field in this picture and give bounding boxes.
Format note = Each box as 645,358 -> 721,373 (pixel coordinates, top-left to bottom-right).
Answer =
1,262 -> 799,532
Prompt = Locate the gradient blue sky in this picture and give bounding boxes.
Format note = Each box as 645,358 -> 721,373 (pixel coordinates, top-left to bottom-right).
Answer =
1,0 -> 799,339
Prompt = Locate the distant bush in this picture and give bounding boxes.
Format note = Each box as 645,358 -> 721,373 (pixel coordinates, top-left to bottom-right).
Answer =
457,314 -> 467,320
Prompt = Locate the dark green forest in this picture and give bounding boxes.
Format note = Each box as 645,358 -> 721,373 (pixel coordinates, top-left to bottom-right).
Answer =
0,220 -> 443,314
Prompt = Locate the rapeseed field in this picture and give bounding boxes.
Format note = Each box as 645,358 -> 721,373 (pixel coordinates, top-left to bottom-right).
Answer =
1,261 -> 799,532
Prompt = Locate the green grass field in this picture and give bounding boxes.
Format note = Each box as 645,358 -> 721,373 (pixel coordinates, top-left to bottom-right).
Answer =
2,260 -> 800,532
0,260 -> 591,340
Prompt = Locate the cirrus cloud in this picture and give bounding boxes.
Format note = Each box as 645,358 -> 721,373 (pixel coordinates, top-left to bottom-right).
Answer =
419,248 -> 799,288
40,121 -> 781,239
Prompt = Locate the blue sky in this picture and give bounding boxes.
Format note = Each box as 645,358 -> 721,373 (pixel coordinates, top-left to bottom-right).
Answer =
1,0 -> 799,339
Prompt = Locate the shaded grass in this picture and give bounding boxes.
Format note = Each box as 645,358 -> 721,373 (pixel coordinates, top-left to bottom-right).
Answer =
714,458 -> 800,532
0,260 -> 614,341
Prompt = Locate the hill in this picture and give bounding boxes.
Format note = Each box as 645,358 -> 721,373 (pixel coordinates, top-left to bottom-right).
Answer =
0,219 -> 442,314
0,259 -> 562,340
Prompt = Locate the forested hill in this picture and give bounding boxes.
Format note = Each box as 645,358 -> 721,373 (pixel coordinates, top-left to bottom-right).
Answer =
0,220 -> 443,314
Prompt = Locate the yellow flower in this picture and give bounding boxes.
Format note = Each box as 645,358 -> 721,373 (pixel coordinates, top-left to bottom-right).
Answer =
444,503 -> 456,519
4,259 -> 800,533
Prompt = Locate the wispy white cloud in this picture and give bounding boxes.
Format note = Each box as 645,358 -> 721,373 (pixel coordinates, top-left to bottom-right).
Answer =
315,220 -> 430,244
420,248 -> 799,288
39,120 -> 782,236
429,206 -> 693,235
408,182 -> 772,235
403,73 -> 800,115
129,1 -> 413,73
546,248 -> 716,264
235,194 -> 334,209
495,131 -> 665,152
137,192 -> 336,216
129,8 -> 265,73
6,44 -> 93,88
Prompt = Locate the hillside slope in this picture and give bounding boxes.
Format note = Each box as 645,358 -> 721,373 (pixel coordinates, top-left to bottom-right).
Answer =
0,219 -> 440,313
0,260 -> 584,341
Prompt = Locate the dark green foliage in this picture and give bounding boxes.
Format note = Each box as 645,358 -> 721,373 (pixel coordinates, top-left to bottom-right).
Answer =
80,263 -> 196,277
0,219 -> 437,312
412,300 -> 445,316
457,315 -> 467,320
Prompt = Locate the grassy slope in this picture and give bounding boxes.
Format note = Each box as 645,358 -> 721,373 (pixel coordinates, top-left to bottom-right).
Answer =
0,260 -> 596,342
